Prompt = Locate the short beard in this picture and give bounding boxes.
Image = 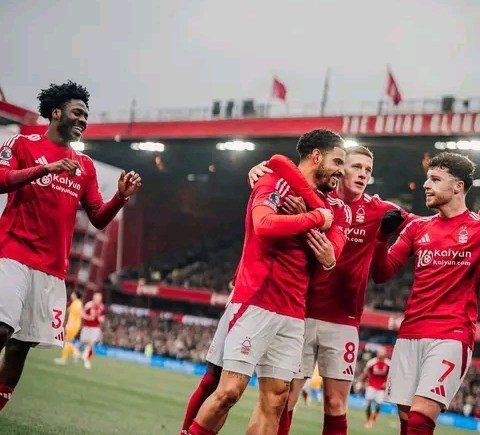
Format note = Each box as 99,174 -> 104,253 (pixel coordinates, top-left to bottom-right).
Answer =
426,195 -> 449,209
57,112 -> 75,143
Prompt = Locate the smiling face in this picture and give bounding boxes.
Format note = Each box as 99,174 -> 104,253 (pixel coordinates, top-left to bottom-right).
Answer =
315,146 -> 346,192
56,99 -> 89,143
340,152 -> 373,197
423,167 -> 462,209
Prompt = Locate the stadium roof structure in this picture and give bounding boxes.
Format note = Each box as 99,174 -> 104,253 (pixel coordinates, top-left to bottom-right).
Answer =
0,100 -> 38,126
20,112 -> 480,140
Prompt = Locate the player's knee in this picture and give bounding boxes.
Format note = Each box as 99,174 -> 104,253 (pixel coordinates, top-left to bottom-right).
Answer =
260,384 -> 289,415
214,385 -> 243,410
0,323 -> 14,348
270,391 -> 289,416
324,392 -> 347,414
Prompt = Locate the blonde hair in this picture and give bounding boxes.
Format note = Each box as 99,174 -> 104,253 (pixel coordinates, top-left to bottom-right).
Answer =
346,145 -> 373,160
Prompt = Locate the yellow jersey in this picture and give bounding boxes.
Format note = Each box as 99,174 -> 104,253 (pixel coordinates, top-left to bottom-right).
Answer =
66,299 -> 83,331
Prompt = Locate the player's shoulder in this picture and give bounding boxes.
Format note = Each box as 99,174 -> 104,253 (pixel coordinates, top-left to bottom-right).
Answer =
254,173 -> 291,196
364,193 -> 400,212
366,357 -> 377,367
255,172 -> 282,186
1,133 -> 38,148
402,215 -> 434,233
327,193 -> 352,224
466,211 -> 480,224
84,300 -> 93,310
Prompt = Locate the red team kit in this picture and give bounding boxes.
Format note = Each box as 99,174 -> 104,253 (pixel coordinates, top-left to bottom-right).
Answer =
0,121 -> 478,435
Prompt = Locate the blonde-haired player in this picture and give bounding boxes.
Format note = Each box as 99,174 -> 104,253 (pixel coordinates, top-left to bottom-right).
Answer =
54,291 -> 83,365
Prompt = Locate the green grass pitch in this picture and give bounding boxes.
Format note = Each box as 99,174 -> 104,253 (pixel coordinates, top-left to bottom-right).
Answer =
0,349 -> 470,434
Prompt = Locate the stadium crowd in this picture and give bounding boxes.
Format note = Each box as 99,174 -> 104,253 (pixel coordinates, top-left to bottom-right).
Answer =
123,235 -> 415,312
101,312 -> 216,362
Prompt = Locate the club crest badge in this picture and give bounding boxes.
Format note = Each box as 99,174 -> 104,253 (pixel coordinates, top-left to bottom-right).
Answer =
355,205 -> 365,223
458,225 -> 468,244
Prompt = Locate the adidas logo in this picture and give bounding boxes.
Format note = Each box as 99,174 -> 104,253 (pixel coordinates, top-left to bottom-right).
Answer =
419,233 -> 431,244
430,385 -> 446,397
55,331 -> 64,341
343,365 -> 354,375
0,392 -> 11,399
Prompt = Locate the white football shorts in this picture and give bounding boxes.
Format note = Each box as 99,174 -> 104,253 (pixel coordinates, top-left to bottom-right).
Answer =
0,258 -> 66,348
207,302 -> 304,381
386,338 -> 472,408
298,318 -> 359,381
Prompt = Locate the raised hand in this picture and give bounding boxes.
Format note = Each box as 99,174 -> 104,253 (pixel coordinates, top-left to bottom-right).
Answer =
380,209 -> 405,234
118,170 -> 142,198
247,161 -> 273,188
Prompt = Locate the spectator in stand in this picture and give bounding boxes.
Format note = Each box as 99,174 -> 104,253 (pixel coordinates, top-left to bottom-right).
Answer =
102,312 -> 216,363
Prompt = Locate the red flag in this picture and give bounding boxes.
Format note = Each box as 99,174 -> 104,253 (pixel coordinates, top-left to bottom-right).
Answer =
386,69 -> 402,105
272,77 -> 287,101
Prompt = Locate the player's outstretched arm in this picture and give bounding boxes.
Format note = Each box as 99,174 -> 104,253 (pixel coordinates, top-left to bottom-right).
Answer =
252,205 -> 332,238
247,155 -> 327,210
82,168 -> 141,230
268,154 -> 329,210
371,212 -> 412,283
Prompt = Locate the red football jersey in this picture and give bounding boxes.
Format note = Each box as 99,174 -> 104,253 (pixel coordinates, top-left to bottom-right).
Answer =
306,193 -> 412,326
373,210 -> 480,348
366,357 -> 390,390
0,134 -> 125,279
83,301 -> 106,328
232,173 -> 325,319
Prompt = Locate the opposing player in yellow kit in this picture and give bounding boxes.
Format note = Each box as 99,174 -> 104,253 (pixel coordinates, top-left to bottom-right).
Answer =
54,291 -> 83,365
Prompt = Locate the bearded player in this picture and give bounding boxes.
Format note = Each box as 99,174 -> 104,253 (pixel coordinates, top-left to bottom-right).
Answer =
0,81 -> 141,411
186,130 -> 345,435
372,152 -> 479,435
249,145 -> 414,435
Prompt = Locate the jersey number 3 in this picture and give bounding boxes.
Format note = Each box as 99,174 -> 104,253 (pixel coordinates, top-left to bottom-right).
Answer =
52,309 -> 63,329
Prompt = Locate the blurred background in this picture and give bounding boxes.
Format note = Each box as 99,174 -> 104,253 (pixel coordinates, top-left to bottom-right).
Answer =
1,0 -> 480,430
